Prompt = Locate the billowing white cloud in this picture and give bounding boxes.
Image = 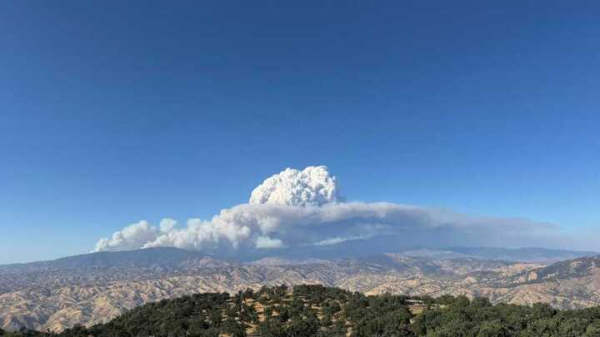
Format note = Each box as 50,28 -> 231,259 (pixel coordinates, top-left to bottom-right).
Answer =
255,236 -> 285,249
94,166 -> 561,255
249,166 -> 341,206
94,221 -> 159,252
159,218 -> 177,232
314,235 -> 371,246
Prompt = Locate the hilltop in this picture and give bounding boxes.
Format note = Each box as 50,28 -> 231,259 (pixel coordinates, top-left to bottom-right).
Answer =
4,285 -> 600,336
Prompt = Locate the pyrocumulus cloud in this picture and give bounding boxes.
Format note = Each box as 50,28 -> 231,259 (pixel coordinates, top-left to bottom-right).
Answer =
94,166 -> 561,255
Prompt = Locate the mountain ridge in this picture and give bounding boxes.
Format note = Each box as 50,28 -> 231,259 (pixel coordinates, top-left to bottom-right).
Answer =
2,247 -> 600,332
2,245 -> 595,268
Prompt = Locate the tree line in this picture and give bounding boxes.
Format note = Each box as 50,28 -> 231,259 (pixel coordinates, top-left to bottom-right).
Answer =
2,284 -> 600,336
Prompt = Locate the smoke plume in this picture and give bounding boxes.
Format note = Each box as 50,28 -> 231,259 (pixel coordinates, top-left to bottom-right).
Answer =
94,166 -> 561,257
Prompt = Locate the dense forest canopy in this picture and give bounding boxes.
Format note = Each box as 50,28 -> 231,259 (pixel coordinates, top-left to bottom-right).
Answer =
3,285 -> 600,337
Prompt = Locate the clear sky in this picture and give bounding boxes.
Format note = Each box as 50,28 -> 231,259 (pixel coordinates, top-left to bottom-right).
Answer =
1,1 -> 599,264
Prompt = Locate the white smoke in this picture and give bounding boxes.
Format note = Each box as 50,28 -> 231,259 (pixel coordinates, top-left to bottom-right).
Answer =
255,236 -> 285,249
94,166 -> 560,255
249,166 -> 340,206
159,218 -> 177,233
94,220 -> 159,252
314,235 -> 371,246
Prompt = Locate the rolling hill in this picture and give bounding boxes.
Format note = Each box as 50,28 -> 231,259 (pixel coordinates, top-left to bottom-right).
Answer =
1,247 -> 599,332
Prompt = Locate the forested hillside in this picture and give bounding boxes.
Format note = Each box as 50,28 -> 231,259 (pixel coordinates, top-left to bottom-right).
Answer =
2,285 -> 600,337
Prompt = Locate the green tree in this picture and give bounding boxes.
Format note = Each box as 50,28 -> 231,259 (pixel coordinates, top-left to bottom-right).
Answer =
476,320 -> 509,337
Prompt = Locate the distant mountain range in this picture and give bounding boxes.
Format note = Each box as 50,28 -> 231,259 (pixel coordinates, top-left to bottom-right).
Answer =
396,246 -> 598,263
0,246 -> 598,332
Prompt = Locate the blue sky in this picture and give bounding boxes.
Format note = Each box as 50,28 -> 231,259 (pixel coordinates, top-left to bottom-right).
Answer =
1,1 -> 599,263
